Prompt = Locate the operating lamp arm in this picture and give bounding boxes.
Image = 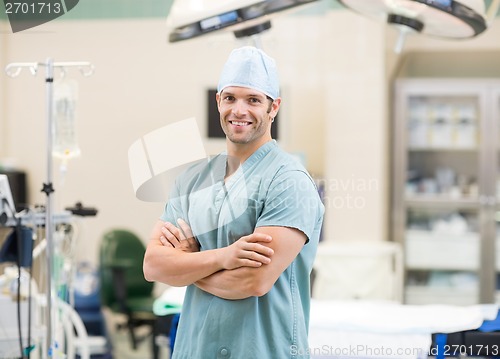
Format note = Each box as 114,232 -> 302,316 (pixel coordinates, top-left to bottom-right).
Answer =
486,0 -> 500,24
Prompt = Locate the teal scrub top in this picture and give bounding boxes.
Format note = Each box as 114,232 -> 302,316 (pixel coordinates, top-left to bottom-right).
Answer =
160,140 -> 324,359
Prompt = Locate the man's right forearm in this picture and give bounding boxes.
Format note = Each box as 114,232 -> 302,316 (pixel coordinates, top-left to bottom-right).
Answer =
143,238 -> 225,286
143,220 -> 274,287
143,220 -> 225,286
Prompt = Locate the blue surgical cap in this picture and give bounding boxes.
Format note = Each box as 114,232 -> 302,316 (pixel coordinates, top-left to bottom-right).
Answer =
217,46 -> 280,100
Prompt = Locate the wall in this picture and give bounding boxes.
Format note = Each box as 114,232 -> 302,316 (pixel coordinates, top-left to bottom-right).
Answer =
322,11 -> 388,243
0,11 -> 329,264
3,7 -> 500,268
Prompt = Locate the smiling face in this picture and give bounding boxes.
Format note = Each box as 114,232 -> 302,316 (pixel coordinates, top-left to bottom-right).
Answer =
217,86 -> 281,154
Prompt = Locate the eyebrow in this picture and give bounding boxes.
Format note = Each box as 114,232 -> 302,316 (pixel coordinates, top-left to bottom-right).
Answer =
221,91 -> 267,100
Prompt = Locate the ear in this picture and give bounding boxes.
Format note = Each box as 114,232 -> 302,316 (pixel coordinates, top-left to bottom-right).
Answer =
270,98 -> 281,119
216,92 -> 221,111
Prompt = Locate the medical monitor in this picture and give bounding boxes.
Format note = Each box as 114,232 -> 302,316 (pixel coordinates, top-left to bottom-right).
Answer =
0,174 -> 16,225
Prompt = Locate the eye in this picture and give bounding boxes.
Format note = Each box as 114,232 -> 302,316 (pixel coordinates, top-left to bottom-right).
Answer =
248,97 -> 262,104
223,95 -> 235,102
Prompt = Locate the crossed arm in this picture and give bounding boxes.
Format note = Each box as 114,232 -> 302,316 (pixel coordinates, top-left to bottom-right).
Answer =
143,219 -> 306,300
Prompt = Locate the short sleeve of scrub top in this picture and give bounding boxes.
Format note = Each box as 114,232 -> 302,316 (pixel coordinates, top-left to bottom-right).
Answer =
256,169 -> 322,244
160,179 -> 183,224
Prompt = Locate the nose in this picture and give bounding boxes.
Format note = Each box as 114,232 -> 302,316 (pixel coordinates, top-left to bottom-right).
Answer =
232,99 -> 248,117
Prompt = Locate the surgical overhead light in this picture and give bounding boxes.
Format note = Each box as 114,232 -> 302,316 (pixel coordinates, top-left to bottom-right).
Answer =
337,0 -> 500,53
166,0 -> 319,43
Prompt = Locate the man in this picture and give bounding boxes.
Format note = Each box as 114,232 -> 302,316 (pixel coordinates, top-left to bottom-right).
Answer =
143,46 -> 324,359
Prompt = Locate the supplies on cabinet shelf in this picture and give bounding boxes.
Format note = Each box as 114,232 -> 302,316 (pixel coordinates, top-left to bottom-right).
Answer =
428,271 -> 478,289
435,166 -> 455,194
406,211 -> 480,270
408,100 -> 429,148
407,100 -> 478,149
432,212 -> 469,235
407,210 -> 475,233
395,79 -> 500,306
429,103 -> 454,148
454,103 -> 478,148
405,271 -> 478,306
406,271 -> 477,287
405,167 -> 478,198
405,229 -> 479,270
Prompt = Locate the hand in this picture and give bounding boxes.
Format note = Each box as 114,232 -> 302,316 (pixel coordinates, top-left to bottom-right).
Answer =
217,233 -> 274,270
159,219 -> 200,253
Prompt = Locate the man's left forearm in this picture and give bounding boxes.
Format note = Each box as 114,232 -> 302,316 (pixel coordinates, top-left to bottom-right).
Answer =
196,226 -> 307,300
195,267 -> 264,300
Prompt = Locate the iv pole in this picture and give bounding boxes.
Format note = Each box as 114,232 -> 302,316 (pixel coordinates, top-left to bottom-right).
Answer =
5,58 -> 94,358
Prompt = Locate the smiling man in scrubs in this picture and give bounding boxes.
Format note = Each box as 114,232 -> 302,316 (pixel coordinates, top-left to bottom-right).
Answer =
143,46 -> 324,359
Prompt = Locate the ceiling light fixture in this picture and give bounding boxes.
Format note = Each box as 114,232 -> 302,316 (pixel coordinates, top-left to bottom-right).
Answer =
337,0 -> 499,53
166,0 -> 319,44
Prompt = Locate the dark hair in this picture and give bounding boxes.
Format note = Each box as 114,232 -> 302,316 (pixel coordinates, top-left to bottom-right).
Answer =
266,96 -> 274,113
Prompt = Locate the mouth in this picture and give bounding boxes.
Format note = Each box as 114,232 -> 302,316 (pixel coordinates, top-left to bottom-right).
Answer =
229,120 -> 252,127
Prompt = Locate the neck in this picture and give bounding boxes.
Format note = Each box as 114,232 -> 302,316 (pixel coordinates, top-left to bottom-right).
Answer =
226,136 -> 272,163
225,136 -> 272,178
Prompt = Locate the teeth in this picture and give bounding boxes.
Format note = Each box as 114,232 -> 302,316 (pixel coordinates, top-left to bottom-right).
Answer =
232,121 -> 250,126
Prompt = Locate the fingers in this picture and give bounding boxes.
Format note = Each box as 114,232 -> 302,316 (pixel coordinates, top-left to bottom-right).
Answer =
246,250 -> 272,265
239,259 -> 266,268
159,235 -> 173,247
226,247 -> 272,270
241,233 -> 273,243
167,222 -> 186,240
160,220 -> 199,252
243,242 -> 273,264
161,222 -> 184,247
220,233 -> 274,269
177,218 -> 194,239
239,233 -> 274,258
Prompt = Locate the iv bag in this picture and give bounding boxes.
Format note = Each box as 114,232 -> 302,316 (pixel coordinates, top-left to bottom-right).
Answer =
53,79 -> 81,160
